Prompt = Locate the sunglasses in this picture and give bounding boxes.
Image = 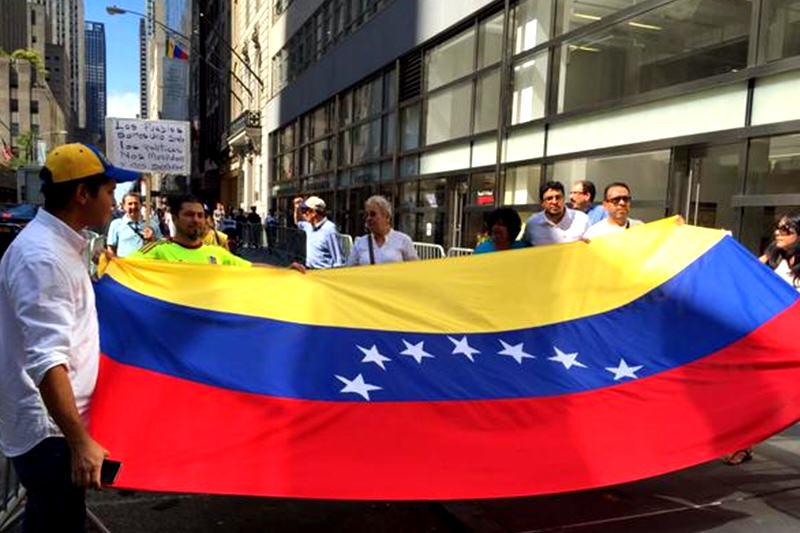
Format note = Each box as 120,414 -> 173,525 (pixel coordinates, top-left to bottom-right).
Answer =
776,223 -> 797,236
606,195 -> 631,205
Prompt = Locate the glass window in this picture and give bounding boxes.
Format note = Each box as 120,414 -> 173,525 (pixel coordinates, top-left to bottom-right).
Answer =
556,0 -> 640,34
400,155 -> 419,177
304,104 -> 331,142
278,153 -> 295,181
279,123 -> 296,151
474,70 -> 501,133
352,119 -> 381,163
425,27 -> 476,91
761,0 -> 800,62
353,77 -> 382,121
504,165 -> 540,205
478,12 -> 504,68
400,181 -> 418,208
340,131 -> 352,165
340,91 -> 353,125
383,112 -> 397,155
302,139 -> 331,175
470,172 -> 496,205
419,178 -> 446,208
401,104 -> 420,151
384,68 -> 397,109
425,81 -> 473,145
558,0 -> 751,113
547,150 -> 670,221
511,51 -> 548,125
746,134 -> 800,195
353,163 -> 380,185
512,0 -> 552,54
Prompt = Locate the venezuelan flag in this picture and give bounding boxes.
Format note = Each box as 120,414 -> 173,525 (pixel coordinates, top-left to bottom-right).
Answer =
89,218 -> 800,499
166,39 -> 189,60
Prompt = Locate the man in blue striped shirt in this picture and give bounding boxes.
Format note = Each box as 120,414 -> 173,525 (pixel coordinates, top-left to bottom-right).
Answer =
296,196 -> 344,269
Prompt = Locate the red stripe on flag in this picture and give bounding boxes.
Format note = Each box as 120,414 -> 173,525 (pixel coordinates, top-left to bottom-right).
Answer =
89,300 -> 800,500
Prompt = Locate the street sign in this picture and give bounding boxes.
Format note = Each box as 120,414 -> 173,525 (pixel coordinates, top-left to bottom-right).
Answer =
105,117 -> 190,175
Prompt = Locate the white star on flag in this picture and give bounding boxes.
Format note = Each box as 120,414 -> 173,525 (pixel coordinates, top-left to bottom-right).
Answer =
605,358 -> 643,381
400,339 -> 434,364
548,346 -> 587,370
447,336 -> 480,362
357,344 -> 391,370
335,374 -> 382,401
497,340 -> 535,364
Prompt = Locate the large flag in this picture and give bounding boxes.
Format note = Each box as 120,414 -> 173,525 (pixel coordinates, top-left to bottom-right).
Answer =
89,218 -> 800,500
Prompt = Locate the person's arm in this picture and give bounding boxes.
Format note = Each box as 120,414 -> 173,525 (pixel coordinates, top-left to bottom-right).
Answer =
403,235 -> 419,261
39,366 -> 108,488
106,220 -> 118,254
345,238 -> 360,266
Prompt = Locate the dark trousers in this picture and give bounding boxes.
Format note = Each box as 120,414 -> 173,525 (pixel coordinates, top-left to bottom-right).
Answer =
11,437 -> 86,533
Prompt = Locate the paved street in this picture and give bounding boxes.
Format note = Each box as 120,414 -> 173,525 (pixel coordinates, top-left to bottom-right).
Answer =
6,425 -> 800,532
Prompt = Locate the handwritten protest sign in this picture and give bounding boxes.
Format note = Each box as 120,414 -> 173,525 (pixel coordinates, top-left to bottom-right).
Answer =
105,118 -> 190,174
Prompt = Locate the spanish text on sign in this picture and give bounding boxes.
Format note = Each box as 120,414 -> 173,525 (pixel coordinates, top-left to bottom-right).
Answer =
105,118 -> 191,174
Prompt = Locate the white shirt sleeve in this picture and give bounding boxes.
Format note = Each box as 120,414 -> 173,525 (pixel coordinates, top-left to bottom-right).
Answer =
346,237 -> 362,266
8,259 -> 73,386
402,234 -> 419,261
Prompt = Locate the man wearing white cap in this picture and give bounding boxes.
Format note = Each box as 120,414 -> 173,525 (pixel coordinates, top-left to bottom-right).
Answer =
296,195 -> 344,269
0,143 -> 139,531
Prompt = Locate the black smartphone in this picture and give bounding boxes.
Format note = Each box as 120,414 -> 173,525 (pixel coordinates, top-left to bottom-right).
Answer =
100,459 -> 122,485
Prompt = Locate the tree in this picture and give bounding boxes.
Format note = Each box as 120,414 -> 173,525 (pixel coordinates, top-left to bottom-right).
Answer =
6,131 -> 35,171
10,48 -> 47,77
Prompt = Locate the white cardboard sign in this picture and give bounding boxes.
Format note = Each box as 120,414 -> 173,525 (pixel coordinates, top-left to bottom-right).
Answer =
105,117 -> 190,174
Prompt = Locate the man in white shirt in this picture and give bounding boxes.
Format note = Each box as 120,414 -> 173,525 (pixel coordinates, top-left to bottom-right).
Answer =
525,181 -> 590,246
584,182 -> 643,239
106,192 -> 161,257
0,143 -> 139,531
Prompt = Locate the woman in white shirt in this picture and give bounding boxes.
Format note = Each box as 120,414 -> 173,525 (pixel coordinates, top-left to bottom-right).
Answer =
346,195 -> 419,266
759,212 -> 800,290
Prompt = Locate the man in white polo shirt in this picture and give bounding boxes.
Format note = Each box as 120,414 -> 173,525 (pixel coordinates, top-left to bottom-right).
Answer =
524,181 -> 590,246
0,143 -> 139,531
584,182 -> 643,239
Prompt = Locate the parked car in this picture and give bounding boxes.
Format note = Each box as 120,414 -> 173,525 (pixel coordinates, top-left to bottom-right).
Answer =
0,203 -> 37,260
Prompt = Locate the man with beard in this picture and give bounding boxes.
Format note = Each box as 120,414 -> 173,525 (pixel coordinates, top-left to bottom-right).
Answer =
129,195 -> 251,266
524,181 -> 589,246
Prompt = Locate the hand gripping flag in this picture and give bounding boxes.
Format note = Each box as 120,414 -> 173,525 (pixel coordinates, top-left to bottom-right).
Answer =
90,218 -> 800,500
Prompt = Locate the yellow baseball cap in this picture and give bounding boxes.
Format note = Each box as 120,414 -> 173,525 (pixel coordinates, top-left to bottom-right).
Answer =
43,143 -> 140,184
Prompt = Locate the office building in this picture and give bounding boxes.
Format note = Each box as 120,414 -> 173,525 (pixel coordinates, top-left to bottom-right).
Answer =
84,21 -> 105,148
243,0 -> 800,255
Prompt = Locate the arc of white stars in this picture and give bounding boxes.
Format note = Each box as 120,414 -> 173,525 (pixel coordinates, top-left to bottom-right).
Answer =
548,345 -> 587,370
497,340 -> 535,364
357,344 -> 391,370
447,336 -> 480,362
335,374 -> 382,401
400,339 -> 435,364
605,358 -> 643,381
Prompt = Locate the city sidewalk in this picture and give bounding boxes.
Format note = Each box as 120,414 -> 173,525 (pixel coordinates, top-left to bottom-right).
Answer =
7,424 -> 799,532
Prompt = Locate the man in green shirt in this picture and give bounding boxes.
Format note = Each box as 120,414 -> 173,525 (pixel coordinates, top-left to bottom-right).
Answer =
128,195 -> 252,266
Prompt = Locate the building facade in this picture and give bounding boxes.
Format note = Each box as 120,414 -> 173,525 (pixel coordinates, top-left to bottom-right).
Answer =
226,0 -> 270,212
257,0 -> 800,256
84,21 -> 105,149
44,0 -> 85,129
0,0 -> 69,160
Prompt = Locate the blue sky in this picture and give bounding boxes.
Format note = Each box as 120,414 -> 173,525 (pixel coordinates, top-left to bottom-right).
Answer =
84,1 -> 145,118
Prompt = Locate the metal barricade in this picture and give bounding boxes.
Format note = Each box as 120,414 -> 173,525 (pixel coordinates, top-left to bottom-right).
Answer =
271,225 -> 307,265
240,222 -> 265,248
413,242 -> 446,260
447,247 -> 474,257
0,456 -> 25,532
338,234 -> 354,259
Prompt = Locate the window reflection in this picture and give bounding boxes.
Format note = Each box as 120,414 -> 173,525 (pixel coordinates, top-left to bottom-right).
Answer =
511,52 -> 547,125
425,81 -> 473,145
512,0 -> 552,54
762,0 -> 800,62
558,0 -> 751,112
425,28 -> 476,91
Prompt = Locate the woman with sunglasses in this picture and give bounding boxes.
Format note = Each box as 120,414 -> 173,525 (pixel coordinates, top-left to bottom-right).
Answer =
346,195 -> 419,266
724,211 -> 800,466
759,212 -> 800,289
